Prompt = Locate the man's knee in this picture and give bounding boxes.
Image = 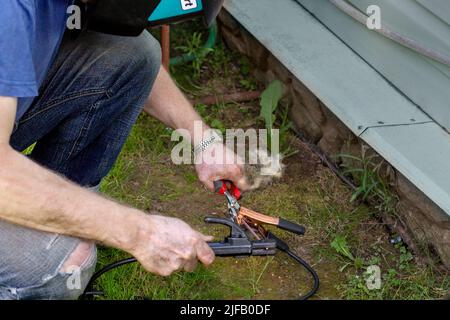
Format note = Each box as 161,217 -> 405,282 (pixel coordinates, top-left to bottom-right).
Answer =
103,30 -> 162,88
19,240 -> 97,300
60,241 -> 95,274
98,31 -> 162,110
133,31 -> 162,76
125,31 -> 162,102
58,30 -> 162,99
56,241 -> 97,300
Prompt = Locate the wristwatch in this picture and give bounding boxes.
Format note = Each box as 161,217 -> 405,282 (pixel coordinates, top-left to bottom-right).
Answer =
193,132 -> 223,157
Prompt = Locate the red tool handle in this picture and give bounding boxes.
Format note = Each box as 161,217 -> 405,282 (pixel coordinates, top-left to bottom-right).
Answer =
214,180 -> 242,200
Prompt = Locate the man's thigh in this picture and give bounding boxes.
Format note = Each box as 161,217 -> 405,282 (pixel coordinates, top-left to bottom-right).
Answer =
10,30 -> 161,186
0,220 -> 96,300
12,30 -> 161,148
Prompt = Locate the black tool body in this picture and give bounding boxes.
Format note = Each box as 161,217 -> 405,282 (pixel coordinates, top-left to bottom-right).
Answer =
205,217 -> 276,257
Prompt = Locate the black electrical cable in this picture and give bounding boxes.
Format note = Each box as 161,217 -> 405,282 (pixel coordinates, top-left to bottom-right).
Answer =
267,232 -> 320,300
286,250 -> 320,300
82,235 -> 319,300
83,258 -> 137,299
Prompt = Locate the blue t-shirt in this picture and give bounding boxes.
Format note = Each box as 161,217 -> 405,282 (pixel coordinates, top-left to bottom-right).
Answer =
0,0 -> 71,121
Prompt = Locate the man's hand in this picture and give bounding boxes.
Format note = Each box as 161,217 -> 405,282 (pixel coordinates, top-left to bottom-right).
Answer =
130,215 -> 215,276
195,143 -> 249,192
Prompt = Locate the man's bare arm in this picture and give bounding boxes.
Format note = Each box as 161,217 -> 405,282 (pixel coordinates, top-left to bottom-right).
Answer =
0,96 -> 214,275
0,97 -> 145,249
144,67 -> 248,190
144,67 -> 206,145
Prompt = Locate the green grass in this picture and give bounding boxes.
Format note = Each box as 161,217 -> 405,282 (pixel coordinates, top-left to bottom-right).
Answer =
96,249 -> 223,300
335,243 -> 450,300
331,146 -> 450,299
90,20 -> 449,300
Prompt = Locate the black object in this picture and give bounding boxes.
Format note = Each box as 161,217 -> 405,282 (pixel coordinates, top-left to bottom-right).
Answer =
205,217 -> 276,256
278,218 -> 306,236
86,0 -> 225,37
86,0 -> 162,36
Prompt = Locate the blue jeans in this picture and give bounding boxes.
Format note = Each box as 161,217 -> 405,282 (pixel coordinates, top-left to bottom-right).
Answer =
0,30 -> 161,299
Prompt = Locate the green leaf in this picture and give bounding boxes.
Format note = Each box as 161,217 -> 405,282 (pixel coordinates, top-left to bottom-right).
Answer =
335,153 -> 363,162
350,187 -> 364,202
210,119 -> 225,133
260,80 -> 284,131
331,235 -> 355,261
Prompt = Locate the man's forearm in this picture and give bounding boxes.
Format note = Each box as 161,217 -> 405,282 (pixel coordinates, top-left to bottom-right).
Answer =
0,97 -> 215,276
0,144 -> 144,252
144,67 -> 210,145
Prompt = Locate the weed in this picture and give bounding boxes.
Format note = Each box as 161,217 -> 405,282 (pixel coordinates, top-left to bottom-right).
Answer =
247,257 -> 275,295
260,80 -> 284,141
398,245 -> 414,270
176,32 -> 213,78
259,80 -> 297,157
338,145 -> 398,215
331,235 -> 365,271
195,103 -> 226,134
209,41 -> 233,76
240,79 -> 257,91
332,237 -> 449,300
331,235 -> 355,261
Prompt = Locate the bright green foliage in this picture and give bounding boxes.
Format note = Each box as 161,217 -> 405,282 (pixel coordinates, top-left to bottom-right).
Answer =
260,80 -> 284,136
331,235 -> 355,261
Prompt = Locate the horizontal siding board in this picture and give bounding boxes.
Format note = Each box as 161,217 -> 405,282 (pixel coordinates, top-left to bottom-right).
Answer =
361,123 -> 450,215
416,0 -> 450,26
296,0 -> 450,131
